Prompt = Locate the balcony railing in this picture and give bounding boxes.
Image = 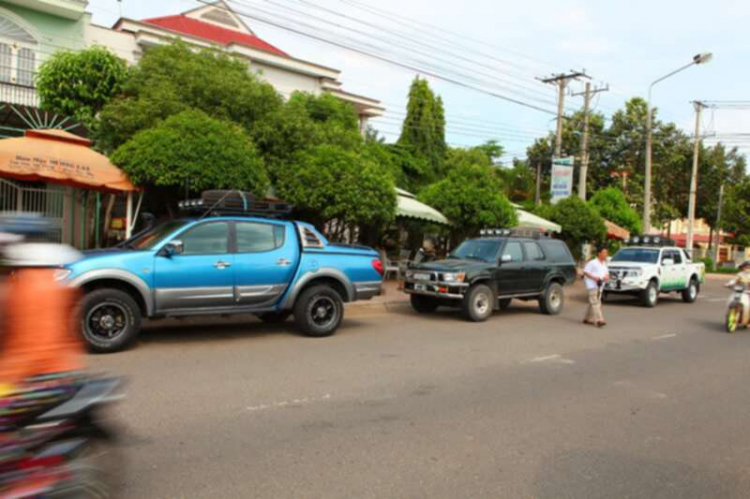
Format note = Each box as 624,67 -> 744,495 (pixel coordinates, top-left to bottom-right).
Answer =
0,81 -> 39,108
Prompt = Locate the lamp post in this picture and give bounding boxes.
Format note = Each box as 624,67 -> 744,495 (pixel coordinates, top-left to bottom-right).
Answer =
642,52 -> 712,234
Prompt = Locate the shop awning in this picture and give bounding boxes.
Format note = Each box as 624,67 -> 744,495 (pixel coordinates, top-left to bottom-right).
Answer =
396,188 -> 450,225
0,129 -> 136,193
511,204 -> 562,233
605,220 -> 630,240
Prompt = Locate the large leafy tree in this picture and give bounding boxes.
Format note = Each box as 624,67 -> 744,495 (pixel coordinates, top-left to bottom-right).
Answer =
274,144 -> 397,235
36,46 -> 128,130
420,151 -> 517,242
723,176 -> 750,246
589,187 -> 642,234
398,76 -> 447,188
535,197 -> 606,259
96,41 -> 283,152
111,109 -> 268,203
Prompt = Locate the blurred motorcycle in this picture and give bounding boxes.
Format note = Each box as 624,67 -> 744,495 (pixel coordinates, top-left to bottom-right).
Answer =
0,376 -> 124,498
725,283 -> 750,333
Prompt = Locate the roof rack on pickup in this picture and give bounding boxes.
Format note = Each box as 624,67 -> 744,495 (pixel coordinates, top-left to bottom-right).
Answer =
178,190 -> 293,219
625,235 -> 675,247
479,228 -> 549,239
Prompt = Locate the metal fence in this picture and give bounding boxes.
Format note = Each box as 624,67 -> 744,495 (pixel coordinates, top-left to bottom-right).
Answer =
0,178 -> 64,242
0,81 -> 39,108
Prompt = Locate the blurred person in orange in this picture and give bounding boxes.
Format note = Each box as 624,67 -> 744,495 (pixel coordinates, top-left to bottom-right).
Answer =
0,215 -> 83,428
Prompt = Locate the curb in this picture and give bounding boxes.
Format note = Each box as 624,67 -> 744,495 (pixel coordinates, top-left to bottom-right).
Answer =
345,299 -> 411,315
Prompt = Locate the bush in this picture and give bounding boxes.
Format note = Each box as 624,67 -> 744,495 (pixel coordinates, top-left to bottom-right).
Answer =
700,257 -> 715,272
536,197 -> 607,259
589,187 -> 642,234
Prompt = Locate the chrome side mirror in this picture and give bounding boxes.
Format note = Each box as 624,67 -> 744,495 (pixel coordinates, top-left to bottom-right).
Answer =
662,258 -> 674,266
501,254 -> 513,263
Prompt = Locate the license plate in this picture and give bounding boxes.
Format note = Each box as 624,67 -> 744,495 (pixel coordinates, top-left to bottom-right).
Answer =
413,273 -> 431,281
415,283 -> 428,292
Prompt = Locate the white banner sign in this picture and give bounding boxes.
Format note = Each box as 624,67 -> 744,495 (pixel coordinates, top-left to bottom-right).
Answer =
550,157 -> 574,204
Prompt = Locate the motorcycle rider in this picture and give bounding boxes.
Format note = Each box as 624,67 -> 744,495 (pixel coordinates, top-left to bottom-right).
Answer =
725,261 -> 750,331
0,214 -> 84,432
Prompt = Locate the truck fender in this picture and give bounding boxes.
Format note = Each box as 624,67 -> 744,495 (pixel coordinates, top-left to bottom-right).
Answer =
280,268 -> 354,310
70,269 -> 154,316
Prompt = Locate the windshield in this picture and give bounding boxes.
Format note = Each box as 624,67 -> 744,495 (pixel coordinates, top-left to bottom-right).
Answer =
449,239 -> 501,263
611,248 -> 660,264
124,220 -> 190,250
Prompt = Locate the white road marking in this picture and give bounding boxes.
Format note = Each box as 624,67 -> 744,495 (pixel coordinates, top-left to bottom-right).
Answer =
652,333 -> 677,340
525,354 -> 575,365
245,393 -> 332,412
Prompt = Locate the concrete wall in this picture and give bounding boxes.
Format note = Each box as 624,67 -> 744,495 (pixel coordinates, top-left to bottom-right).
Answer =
252,61 -> 322,98
84,23 -> 139,63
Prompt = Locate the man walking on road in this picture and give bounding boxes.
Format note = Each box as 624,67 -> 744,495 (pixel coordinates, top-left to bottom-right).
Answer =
583,247 -> 610,327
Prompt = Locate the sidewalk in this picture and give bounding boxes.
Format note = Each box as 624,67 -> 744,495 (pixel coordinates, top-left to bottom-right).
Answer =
346,279 -> 410,315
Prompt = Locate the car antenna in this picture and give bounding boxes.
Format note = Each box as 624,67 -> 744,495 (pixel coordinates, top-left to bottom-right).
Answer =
197,190 -> 248,221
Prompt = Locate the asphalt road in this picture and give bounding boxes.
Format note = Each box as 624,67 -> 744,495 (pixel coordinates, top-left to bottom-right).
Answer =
90,279 -> 750,498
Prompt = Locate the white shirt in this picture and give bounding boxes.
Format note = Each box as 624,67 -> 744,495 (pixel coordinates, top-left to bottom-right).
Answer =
584,258 -> 609,290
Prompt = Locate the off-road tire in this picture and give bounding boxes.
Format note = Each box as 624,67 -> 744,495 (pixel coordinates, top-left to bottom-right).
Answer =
539,282 -> 564,315
294,285 -> 344,337
681,277 -> 699,303
462,284 -> 494,322
80,288 -> 142,353
640,280 -> 659,308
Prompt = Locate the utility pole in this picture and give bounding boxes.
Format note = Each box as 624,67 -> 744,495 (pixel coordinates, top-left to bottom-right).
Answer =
686,100 -> 706,255
714,183 -> 724,265
540,71 -> 588,158
534,163 -> 542,205
572,82 -> 609,200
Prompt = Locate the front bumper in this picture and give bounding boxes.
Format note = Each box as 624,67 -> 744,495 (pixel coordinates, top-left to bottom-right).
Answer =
403,279 -> 469,299
604,278 -> 648,293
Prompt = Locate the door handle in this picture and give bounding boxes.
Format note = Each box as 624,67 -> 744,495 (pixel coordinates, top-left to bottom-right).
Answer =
276,258 -> 291,266
214,260 -> 232,269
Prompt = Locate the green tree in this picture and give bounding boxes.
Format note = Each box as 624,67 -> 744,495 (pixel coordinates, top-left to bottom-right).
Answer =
274,144 -> 397,234
96,41 -> 282,152
721,176 -> 750,246
111,109 -> 268,200
536,197 -> 606,259
588,187 -> 642,234
419,159 -> 517,243
500,159 -> 537,203
36,46 -> 128,130
398,76 -> 447,187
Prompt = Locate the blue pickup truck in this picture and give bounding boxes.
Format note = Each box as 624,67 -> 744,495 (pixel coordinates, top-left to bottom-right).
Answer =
63,197 -> 384,352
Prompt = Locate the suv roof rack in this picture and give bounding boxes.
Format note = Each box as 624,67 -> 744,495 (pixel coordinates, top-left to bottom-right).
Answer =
479,228 -> 549,239
178,190 -> 293,219
625,235 -> 675,247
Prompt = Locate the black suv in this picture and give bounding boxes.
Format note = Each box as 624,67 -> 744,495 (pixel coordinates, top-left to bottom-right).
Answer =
403,232 -> 577,321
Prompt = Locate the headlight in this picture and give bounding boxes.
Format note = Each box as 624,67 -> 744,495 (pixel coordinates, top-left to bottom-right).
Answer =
53,268 -> 72,282
405,270 -> 414,279
626,269 -> 643,278
441,272 -> 466,283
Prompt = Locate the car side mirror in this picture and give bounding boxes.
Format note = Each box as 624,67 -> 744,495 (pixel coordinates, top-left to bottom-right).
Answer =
501,254 -> 513,263
662,258 -> 674,266
162,240 -> 184,257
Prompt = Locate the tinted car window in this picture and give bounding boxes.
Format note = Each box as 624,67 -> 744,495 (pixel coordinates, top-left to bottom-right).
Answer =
503,242 -> 524,262
671,249 -> 682,264
612,248 -> 659,264
179,222 -> 229,255
523,242 -> 545,261
236,222 -> 284,253
451,239 -> 501,263
539,240 -> 574,264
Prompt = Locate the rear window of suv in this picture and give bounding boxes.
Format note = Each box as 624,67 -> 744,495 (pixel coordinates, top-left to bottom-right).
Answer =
539,240 -> 574,264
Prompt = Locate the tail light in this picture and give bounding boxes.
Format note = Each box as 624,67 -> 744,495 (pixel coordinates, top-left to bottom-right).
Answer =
371,259 -> 384,276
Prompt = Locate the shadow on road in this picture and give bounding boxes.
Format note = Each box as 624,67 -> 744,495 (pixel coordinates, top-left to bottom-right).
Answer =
533,448 -> 748,499
137,315 -> 371,346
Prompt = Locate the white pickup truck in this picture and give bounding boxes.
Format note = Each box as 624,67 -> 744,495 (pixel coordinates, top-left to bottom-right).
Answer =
605,243 -> 706,307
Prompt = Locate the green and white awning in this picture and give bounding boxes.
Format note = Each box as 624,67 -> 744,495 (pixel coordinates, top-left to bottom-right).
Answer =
396,188 -> 450,225
512,203 -> 562,233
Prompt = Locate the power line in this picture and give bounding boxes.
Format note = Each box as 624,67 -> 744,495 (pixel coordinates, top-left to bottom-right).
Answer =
201,0 -> 561,115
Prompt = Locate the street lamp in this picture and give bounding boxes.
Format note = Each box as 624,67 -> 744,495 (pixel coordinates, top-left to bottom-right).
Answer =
642,52 -> 712,234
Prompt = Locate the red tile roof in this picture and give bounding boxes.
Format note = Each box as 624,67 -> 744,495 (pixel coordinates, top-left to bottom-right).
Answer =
141,15 -> 287,57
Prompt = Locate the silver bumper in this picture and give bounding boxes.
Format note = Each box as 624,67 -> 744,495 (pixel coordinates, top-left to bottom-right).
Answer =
354,281 -> 382,301
403,279 -> 469,300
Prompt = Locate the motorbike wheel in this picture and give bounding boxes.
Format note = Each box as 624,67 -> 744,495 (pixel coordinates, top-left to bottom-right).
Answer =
726,305 -> 741,333
62,423 -> 125,498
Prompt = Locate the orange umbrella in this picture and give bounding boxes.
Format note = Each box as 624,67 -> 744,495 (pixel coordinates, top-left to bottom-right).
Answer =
0,129 -> 136,192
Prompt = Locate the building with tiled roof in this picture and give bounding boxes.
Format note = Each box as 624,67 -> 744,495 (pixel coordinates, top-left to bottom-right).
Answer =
85,0 -> 384,130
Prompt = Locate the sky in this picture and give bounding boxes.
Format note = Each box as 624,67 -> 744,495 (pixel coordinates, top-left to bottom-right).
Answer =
86,0 -> 750,163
